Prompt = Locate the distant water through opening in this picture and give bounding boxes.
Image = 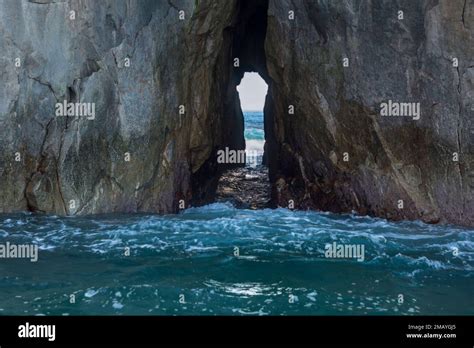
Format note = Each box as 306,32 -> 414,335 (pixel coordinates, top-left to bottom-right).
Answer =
237,72 -> 267,167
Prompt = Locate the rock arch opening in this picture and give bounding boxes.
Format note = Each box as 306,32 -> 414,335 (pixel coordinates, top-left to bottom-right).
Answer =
210,0 -> 274,209
237,72 -> 267,167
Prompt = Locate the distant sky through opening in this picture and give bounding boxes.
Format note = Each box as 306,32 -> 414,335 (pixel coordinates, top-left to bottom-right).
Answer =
237,72 -> 268,111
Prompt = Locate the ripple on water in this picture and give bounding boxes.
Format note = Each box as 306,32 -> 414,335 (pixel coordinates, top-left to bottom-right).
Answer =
0,204 -> 472,315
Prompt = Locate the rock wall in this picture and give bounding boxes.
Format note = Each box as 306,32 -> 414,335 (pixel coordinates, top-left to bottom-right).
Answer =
0,0 -> 243,214
265,0 -> 474,226
1,0 -> 473,226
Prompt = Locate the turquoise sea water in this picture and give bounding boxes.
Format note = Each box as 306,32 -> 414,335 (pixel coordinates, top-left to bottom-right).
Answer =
0,204 -> 472,315
244,111 -> 265,141
244,111 -> 265,166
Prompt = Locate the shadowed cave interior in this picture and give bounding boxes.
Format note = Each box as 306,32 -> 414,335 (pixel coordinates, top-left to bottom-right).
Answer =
215,72 -> 271,209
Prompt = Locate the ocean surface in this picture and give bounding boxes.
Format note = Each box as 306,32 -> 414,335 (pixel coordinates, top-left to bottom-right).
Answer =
0,204 -> 472,315
244,111 -> 265,166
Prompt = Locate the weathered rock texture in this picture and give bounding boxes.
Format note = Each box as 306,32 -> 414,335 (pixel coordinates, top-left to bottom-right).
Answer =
0,0 -> 473,226
215,165 -> 271,209
265,0 -> 474,226
0,0 -> 245,214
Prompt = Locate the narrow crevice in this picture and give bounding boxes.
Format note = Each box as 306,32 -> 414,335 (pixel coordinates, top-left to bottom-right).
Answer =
455,64 -> 465,219
461,0 -> 467,28
24,117 -> 54,213
214,0 -> 274,209
190,0 -> 274,209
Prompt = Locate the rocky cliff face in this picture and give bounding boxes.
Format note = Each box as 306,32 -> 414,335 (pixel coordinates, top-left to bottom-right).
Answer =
265,0 -> 474,226
0,0 -> 244,214
0,0 -> 473,226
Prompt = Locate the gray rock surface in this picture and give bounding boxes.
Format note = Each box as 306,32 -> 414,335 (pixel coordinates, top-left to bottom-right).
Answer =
0,0 -> 472,226
265,0 -> 474,226
0,0 -> 243,214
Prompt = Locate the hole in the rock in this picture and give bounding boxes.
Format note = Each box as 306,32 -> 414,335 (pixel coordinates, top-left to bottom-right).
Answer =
193,0 -> 273,209
216,72 -> 271,210
237,72 -> 268,168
